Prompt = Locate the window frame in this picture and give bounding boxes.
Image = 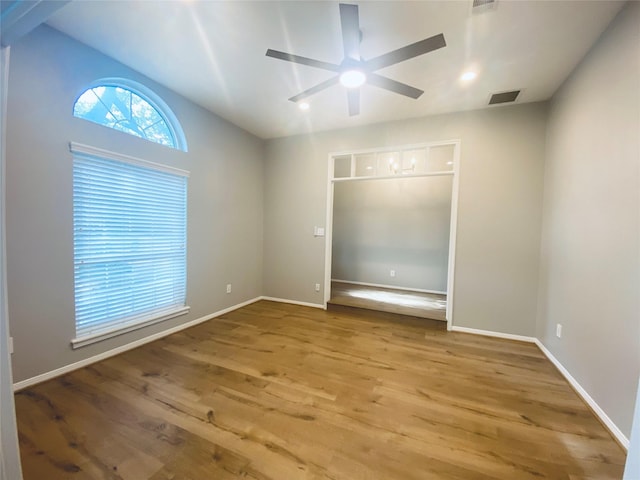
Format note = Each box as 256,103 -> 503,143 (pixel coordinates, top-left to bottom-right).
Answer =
73,78 -> 188,152
69,142 -> 190,349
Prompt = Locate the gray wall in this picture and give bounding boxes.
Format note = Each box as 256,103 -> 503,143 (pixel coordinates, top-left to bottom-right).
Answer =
6,26 -> 264,383
332,176 -> 452,292
537,2 -> 640,439
264,102 -> 547,335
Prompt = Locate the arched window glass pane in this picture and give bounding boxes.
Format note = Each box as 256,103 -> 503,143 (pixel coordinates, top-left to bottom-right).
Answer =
74,85 -> 177,148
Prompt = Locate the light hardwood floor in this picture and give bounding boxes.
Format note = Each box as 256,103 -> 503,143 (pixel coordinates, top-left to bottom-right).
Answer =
330,281 -> 447,321
15,301 -> 626,479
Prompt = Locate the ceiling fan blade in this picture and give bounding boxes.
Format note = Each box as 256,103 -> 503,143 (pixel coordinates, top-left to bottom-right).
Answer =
367,73 -> 424,99
339,3 -> 361,61
288,76 -> 340,103
365,33 -> 446,71
347,89 -> 360,116
266,49 -> 341,72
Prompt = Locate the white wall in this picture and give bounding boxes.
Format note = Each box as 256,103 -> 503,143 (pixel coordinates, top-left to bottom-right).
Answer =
332,176 -> 452,292
264,102 -> 547,336
5,26 -> 264,383
537,1 -> 640,439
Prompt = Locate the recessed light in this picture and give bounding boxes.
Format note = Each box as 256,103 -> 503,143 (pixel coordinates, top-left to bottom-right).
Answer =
460,71 -> 477,82
298,101 -> 310,111
340,70 -> 366,88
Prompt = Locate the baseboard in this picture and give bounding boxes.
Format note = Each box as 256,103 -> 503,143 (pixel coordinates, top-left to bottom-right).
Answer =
259,296 -> 326,310
451,325 -> 536,343
13,296 -> 262,391
534,339 -> 629,451
331,279 -> 446,295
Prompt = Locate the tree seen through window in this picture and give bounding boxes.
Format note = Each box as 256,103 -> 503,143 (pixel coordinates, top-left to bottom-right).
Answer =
74,85 -> 177,148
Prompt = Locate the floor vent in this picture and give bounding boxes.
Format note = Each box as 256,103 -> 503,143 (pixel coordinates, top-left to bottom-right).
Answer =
489,90 -> 520,105
472,0 -> 497,14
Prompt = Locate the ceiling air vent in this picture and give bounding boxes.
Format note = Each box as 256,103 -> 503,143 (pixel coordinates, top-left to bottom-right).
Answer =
489,90 -> 520,105
472,0 -> 497,14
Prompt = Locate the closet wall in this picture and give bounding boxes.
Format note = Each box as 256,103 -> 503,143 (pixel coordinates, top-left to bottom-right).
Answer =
332,175 -> 452,292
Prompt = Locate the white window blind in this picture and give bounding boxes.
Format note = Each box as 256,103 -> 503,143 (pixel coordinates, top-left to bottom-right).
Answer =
71,143 -> 189,348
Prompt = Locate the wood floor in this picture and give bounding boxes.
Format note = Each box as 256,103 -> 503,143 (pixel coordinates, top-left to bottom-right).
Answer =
330,281 -> 447,321
15,300 -> 626,479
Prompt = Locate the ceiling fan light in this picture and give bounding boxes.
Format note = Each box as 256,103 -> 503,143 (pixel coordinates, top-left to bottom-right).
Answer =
340,70 -> 366,88
298,101 -> 310,111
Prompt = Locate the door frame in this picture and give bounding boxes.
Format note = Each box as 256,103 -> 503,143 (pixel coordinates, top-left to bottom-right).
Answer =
323,140 -> 461,331
1,45 -> 24,480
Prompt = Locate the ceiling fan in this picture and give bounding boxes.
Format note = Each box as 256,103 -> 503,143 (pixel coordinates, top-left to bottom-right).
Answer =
266,3 -> 446,116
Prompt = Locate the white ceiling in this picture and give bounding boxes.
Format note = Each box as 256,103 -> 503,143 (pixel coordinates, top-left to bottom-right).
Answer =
46,1 -> 624,139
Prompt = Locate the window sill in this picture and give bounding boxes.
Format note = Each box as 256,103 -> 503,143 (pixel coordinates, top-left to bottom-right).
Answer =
71,306 -> 190,349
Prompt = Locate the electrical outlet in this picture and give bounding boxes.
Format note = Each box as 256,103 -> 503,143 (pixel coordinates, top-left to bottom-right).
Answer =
315,283 -> 320,292
226,284 -> 232,294
556,324 -> 562,338
390,269 -> 396,278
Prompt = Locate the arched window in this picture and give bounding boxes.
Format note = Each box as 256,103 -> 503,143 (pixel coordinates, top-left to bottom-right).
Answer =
73,78 -> 187,151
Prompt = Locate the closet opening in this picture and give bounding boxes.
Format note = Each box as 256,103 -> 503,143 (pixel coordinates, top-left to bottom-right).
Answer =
324,141 -> 460,329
